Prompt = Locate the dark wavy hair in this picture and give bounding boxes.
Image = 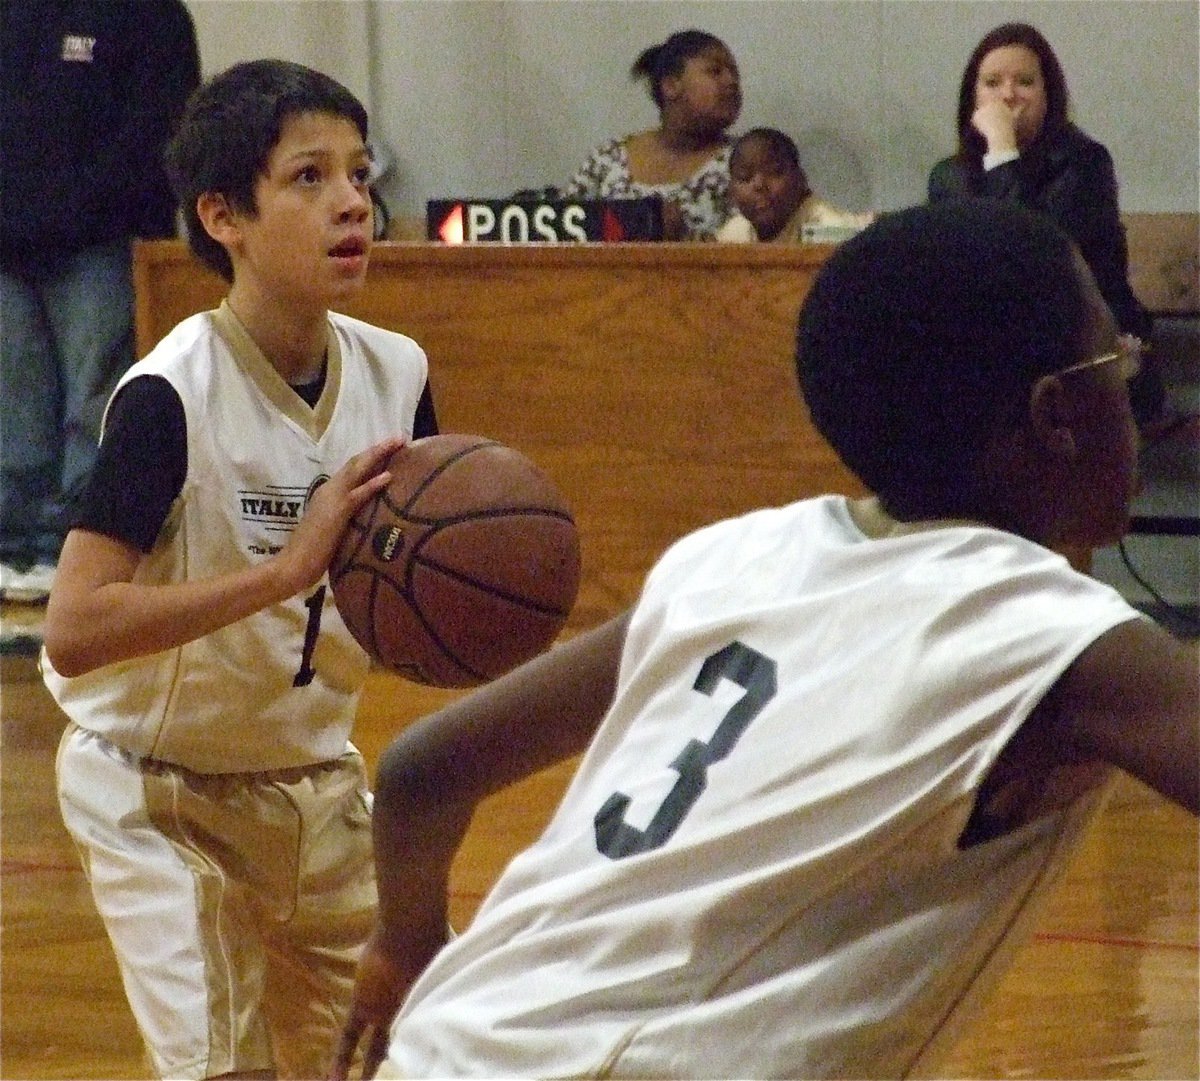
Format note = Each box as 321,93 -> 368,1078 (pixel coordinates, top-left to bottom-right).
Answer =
632,29 -> 729,109
796,200 -> 1086,520
165,59 -> 368,282
954,22 -> 1071,163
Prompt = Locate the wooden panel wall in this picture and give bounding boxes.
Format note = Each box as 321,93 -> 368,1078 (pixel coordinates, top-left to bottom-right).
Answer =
1124,212 -> 1200,315
133,241 -> 863,632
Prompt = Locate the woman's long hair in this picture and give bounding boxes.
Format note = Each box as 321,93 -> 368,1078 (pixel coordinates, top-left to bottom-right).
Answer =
954,22 -> 1071,164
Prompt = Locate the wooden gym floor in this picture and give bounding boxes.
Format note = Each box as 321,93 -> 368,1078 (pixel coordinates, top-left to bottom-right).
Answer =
1,610 -> 1197,1080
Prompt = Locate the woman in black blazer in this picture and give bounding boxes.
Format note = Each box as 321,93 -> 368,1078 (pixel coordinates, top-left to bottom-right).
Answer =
928,23 -> 1160,420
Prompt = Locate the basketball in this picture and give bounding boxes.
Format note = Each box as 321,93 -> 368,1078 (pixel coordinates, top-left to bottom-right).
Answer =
329,434 -> 581,687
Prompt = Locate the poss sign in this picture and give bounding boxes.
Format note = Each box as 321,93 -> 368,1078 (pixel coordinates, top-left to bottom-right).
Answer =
426,198 -> 663,244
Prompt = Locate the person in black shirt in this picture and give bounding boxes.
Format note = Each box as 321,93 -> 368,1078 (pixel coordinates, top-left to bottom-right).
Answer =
0,0 -> 200,604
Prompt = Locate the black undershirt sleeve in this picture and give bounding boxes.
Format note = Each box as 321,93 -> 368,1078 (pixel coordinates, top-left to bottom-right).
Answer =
76,373 -> 435,553
414,380 -> 438,438
74,375 -> 187,553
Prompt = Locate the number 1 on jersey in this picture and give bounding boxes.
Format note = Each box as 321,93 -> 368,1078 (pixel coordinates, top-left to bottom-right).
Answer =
293,586 -> 325,687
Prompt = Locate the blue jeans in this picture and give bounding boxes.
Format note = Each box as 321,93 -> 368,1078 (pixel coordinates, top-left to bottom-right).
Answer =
0,240 -> 134,564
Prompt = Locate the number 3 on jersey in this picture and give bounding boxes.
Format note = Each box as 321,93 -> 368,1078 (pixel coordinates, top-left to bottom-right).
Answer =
594,640 -> 777,859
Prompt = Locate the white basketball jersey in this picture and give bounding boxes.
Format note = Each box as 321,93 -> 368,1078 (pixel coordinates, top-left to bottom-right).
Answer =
44,303 -> 429,773
389,496 -> 1140,1078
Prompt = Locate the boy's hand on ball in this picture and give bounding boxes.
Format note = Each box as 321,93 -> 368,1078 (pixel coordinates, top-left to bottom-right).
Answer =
329,434 -> 582,686
281,437 -> 407,594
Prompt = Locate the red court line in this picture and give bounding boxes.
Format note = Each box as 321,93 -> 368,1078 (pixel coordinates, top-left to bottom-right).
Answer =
1034,930 -> 1199,952
1,859 -> 80,874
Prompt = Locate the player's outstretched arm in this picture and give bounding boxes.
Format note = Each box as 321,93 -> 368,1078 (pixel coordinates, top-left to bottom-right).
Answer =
1057,618 -> 1199,816
43,437 -> 404,677
330,611 -> 631,1081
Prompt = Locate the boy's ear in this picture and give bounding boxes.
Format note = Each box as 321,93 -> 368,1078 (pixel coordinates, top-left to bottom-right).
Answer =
1027,374 -> 1078,461
195,192 -> 241,249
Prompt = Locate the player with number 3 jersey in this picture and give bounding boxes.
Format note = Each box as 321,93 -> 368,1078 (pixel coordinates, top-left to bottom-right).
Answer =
333,201 -> 1197,1080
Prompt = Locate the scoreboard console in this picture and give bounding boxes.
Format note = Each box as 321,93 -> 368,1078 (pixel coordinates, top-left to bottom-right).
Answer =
426,196 -> 664,244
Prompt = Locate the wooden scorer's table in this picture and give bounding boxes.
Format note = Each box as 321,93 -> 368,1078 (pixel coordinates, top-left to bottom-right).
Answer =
134,240 -> 864,633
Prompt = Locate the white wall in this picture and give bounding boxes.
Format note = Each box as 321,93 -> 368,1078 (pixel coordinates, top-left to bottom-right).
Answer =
185,0 -> 1199,220
187,0 -> 374,108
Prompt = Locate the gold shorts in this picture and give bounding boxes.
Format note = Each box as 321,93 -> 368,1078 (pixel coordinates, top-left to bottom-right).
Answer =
56,723 -> 377,1079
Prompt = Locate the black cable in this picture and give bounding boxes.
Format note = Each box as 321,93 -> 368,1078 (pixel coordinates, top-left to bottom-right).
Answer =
1117,538 -> 1200,636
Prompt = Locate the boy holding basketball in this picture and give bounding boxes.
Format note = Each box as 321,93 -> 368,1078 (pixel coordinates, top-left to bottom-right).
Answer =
41,60 -> 437,1079
333,200 -> 1197,1080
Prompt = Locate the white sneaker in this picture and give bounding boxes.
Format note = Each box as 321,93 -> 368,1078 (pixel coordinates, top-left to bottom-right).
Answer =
0,606 -> 44,655
0,560 -> 56,604
0,561 -> 29,602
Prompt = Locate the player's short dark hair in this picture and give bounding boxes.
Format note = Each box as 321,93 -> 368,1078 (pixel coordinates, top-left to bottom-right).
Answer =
796,199 -> 1086,519
731,127 -> 801,172
165,59 -> 369,281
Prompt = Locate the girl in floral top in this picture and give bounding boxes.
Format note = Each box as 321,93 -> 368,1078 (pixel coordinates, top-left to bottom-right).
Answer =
563,29 -> 741,241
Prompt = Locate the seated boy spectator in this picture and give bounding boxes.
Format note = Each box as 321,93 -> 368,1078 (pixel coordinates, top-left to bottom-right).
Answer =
716,127 -> 872,243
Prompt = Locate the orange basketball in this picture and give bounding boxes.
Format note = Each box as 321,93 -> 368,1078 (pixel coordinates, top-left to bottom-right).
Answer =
330,434 -> 581,687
